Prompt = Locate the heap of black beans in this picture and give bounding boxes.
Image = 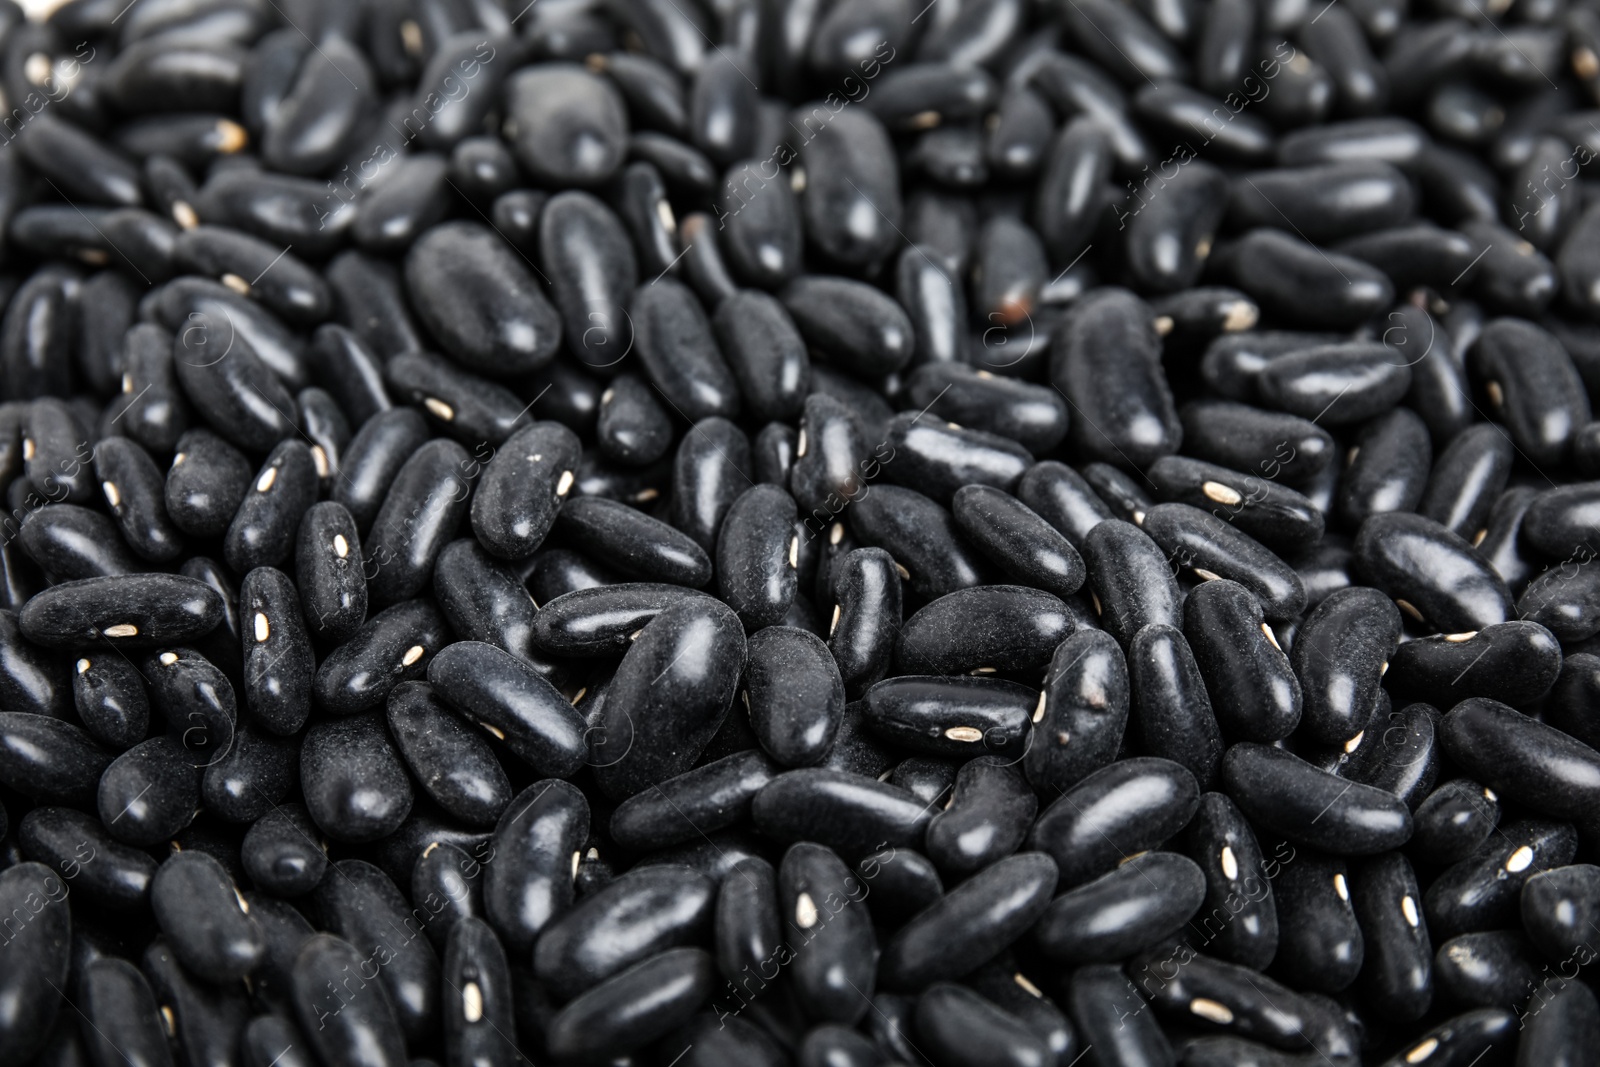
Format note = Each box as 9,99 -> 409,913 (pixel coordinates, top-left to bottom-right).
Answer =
7,0 -> 1600,1064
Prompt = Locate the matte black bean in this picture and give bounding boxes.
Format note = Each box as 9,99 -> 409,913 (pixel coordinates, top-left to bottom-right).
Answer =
163,427 -> 251,538
1458,220 -> 1559,317
71,652 -> 148,750
1412,778 -> 1503,868
200,715 -> 297,822
151,849 -> 263,982
96,736 -> 198,846
1388,622 -> 1562,711
1223,744 -> 1412,854
1024,629 -> 1128,791
385,680 -> 511,827
468,420 -> 581,562
1516,980 -> 1600,1065
608,749 -> 776,850
241,803 -> 325,897
505,62 -> 628,186
1067,963 -> 1177,1067
630,277 -> 741,420
1271,849 -> 1363,993
1433,930 -> 1545,1009
918,755 -> 1033,875
1468,317 -> 1590,467
753,768 -> 931,858
1082,519 -> 1183,648
897,585 -> 1071,674
19,572 -> 223,649
0,862 -> 70,1064
738,626 -> 842,767
1029,757 -> 1200,886
426,640 -> 586,779
299,711 -> 412,843
291,933 -> 407,1067
18,805 -> 153,913
594,373 -> 672,467
79,957 -> 172,1067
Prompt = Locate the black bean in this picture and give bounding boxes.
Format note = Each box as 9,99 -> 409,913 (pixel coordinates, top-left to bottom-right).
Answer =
312,598 -> 448,715
1223,743 -> 1412,855
300,711 -> 412,843
427,640 -> 586,780
753,768 -> 931,859
384,351 -> 532,447
96,736 -> 198,846
0,862 -> 70,1063
1067,964 -> 1177,1067
20,572 -> 224,649
240,803 -> 325,897
291,934 -> 408,1067
1082,518 -> 1183,648
72,652 -> 149,750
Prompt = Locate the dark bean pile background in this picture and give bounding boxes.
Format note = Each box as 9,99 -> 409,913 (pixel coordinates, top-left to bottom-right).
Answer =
8,0 -> 1600,1064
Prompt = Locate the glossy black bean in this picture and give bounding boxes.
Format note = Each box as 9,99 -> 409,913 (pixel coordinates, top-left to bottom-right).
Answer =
589,596 -> 744,796
1126,624 -> 1223,789
1181,792 -> 1282,971
753,768 -> 930,859
1029,757 -> 1200,887
22,399 -> 93,506
554,495 -> 707,586
894,590 -> 1070,690
538,190 -> 637,372
1355,512 -> 1515,632
17,504 -> 138,582
793,104 -> 900,270
919,756 -> 1035,875
1347,851 -> 1433,1022
1052,288 -> 1181,470
912,983 -> 1053,1067
1414,423 -> 1515,544
171,308 -> 298,453
1144,503 -> 1305,620
1409,779 -> 1503,870
1033,850 -> 1204,965
858,676 -> 1028,770
534,863 -> 713,999
438,914 -> 517,1067
403,221 -> 560,376
410,839 -> 482,951
1224,744 -> 1412,854
1339,699 -> 1440,811
224,440 -> 317,574
1468,318 -> 1590,467
425,639 -> 586,780
90,436 -> 180,562
1439,699 -> 1600,832
607,749 -> 776,851
1021,628 -> 1126,792
292,501 -> 365,647
1082,519 -> 1183,648
19,572 -> 224,649
1290,585 -> 1396,745
1389,624 -> 1562,713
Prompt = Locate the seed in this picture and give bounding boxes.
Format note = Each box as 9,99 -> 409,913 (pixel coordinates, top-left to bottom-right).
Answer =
795,892 -> 818,928
1189,998 -> 1234,1024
